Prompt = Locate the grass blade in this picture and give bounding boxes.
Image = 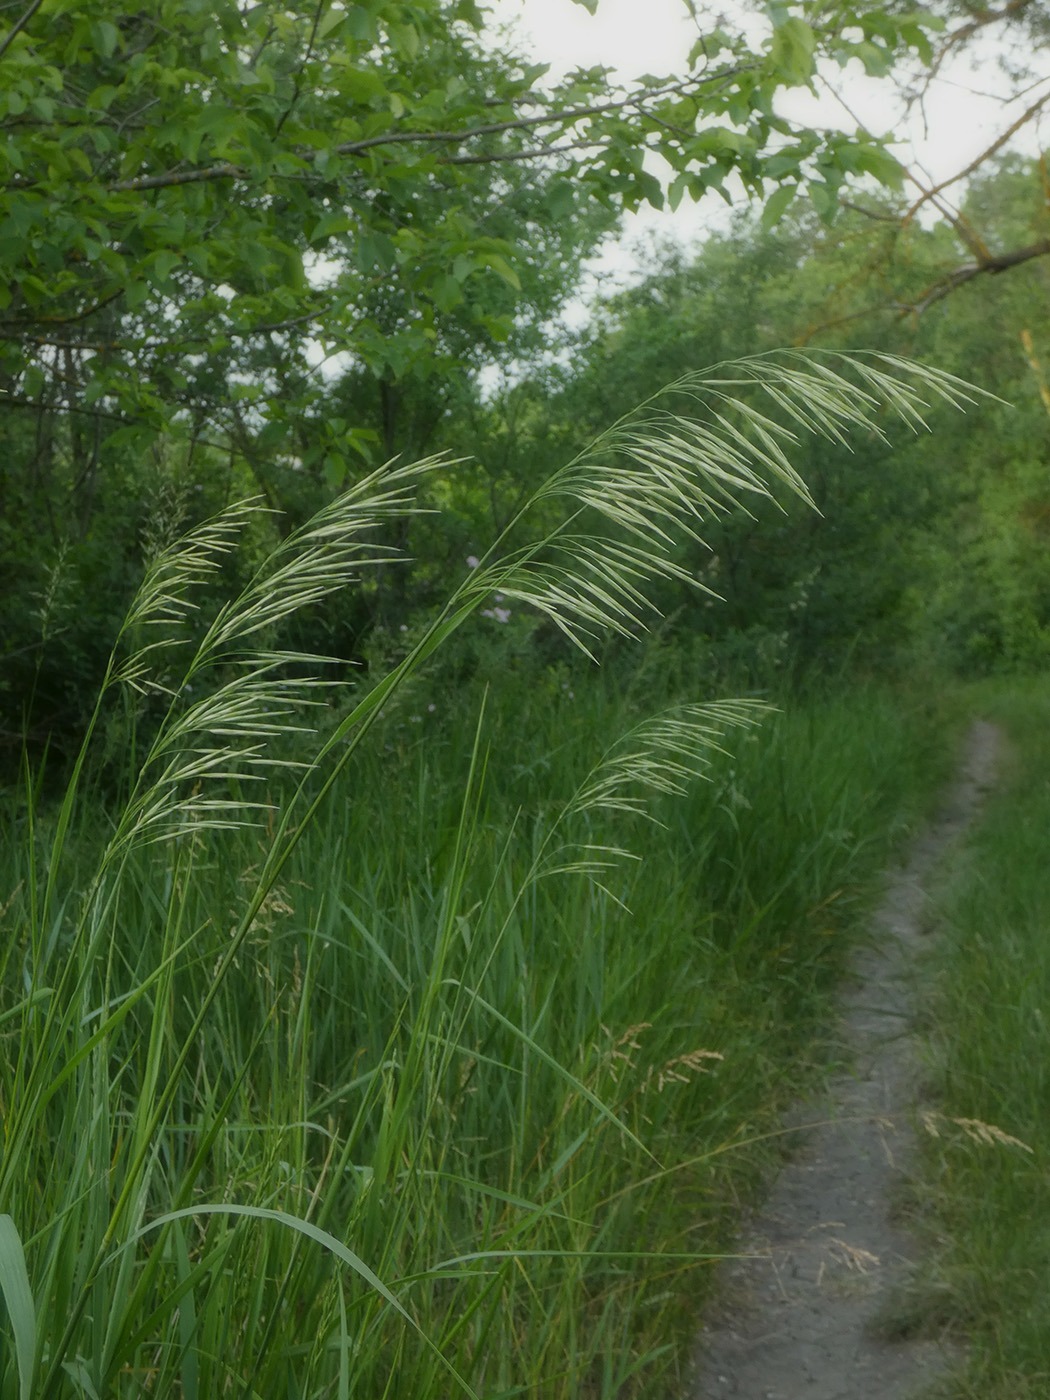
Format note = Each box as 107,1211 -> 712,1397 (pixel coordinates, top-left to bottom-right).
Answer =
0,1215 -> 36,1400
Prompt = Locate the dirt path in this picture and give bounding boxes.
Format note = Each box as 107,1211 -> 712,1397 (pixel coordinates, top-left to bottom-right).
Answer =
689,720 -> 1002,1400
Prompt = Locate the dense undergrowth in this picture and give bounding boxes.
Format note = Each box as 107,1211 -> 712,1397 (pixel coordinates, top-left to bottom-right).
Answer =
0,667 -> 949,1400
915,678 -> 1050,1399
0,353 -> 970,1398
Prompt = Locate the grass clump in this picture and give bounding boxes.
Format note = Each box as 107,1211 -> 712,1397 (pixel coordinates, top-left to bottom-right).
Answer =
915,678 -> 1050,1398
0,353 -> 967,1398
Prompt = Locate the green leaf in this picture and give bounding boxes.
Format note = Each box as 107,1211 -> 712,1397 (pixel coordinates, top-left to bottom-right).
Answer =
769,16 -> 816,84
90,20 -> 120,59
807,179 -> 839,224
318,7 -> 346,39
340,67 -> 387,103
852,142 -> 904,189
761,182 -> 797,231
0,1215 -> 36,1400
345,5 -> 374,40
478,251 -> 521,291
452,252 -> 476,282
151,249 -> 180,283
545,181 -> 575,221
20,365 -> 44,398
124,279 -> 148,310
431,271 -> 463,311
387,23 -> 419,59
310,211 -> 353,243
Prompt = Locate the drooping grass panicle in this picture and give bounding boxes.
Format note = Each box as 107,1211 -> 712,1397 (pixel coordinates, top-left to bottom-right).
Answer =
122,496 -> 266,635
479,352 -> 979,656
569,700 -> 772,821
195,455 -> 450,661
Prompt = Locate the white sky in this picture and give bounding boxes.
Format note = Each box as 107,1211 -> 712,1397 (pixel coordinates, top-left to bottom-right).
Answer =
487,0 -> 1050,297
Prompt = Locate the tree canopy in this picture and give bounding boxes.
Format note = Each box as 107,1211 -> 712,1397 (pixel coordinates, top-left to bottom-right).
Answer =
1,0 -> 933,461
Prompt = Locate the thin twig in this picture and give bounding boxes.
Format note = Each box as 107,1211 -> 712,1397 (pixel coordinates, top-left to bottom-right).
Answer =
0,0 -> 44,62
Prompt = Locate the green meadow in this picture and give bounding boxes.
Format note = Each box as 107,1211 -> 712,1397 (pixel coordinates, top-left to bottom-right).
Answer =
0,659 -> 950,1400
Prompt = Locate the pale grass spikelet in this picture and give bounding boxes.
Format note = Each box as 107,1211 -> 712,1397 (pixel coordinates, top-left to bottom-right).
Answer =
591,1023 -> 652,1083
98,355 -> 982,865
199,455 -> 448,657
103,457 -> 452,856
921,1111 -> 1033,1154
645,1048 -> 725,1094
122,496 -> 264,636
570,700 -> 771,821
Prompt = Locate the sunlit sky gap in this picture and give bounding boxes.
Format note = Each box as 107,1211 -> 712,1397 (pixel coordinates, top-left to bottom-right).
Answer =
488,0 -> 1049,291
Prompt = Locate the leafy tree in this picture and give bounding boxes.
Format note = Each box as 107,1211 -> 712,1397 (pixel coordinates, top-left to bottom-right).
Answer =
0,0 -> 933,471
0,0 -> 947,758
806,0 -> 1050,315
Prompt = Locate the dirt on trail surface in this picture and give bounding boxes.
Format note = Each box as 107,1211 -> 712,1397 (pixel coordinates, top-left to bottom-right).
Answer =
689,719 -> 1002,1400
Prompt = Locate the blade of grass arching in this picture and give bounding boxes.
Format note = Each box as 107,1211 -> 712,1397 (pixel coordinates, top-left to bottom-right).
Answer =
99,1006 -> 276,1391
400,1172 -> 579,1229
112,1205 -> 482,1400
236,1098 -> 343,1400
0,1215 -> 36,1400
244,1057 -> 402,1398
0,988 -> 52,1030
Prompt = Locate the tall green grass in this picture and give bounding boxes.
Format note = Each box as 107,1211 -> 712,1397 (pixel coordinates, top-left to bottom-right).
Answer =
0,353 -> 968,1397
0,674 -> 946,1399
914,678 -> 1050,1399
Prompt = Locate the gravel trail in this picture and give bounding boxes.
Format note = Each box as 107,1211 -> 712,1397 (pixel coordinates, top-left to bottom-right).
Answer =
690,720 -> 1002,1400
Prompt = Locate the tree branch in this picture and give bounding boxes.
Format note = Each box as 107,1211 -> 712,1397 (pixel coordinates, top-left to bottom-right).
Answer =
104,72 -> 747,194
902,83 -> 1050,223
803,239 -> 1050,339
0,0 -> 44,63
0,288 -> 123,328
